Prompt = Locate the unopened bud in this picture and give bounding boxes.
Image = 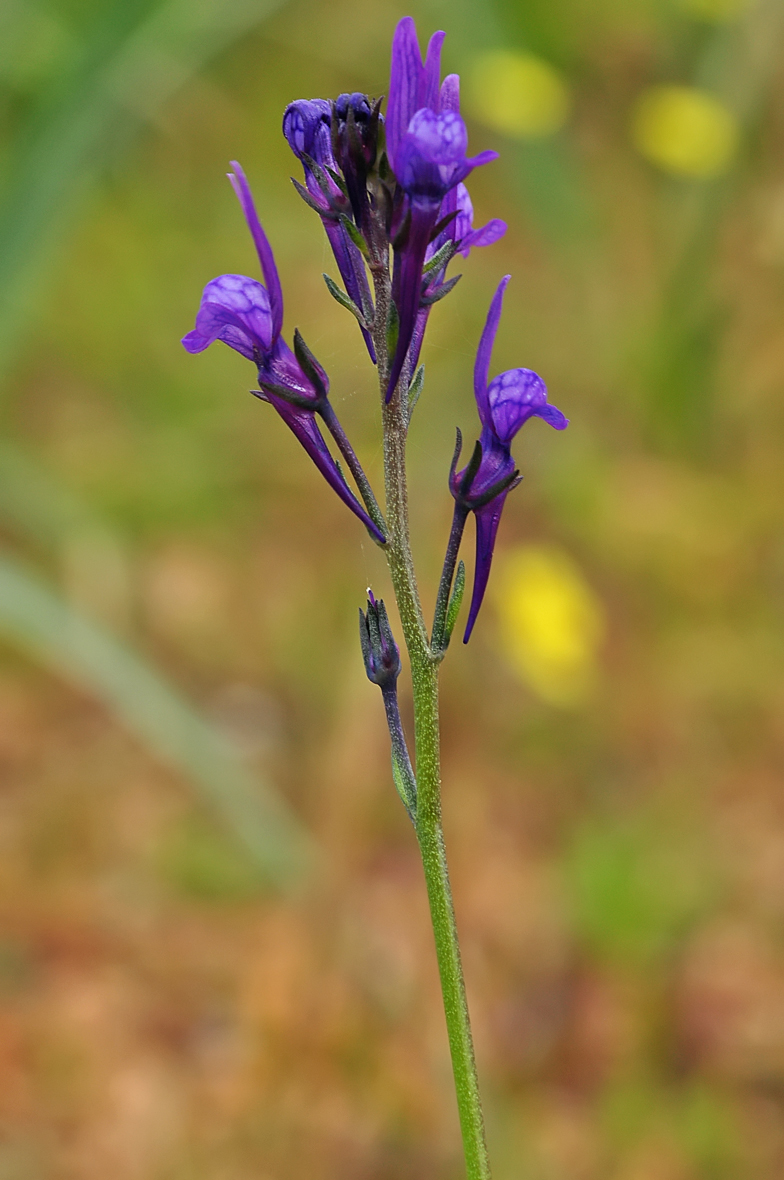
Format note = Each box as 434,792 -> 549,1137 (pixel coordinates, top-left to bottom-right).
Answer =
359,592 -> 401,688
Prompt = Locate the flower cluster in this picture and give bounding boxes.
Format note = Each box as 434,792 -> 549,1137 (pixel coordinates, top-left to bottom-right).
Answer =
182,163 -> 384,544
182,15 -> 567,649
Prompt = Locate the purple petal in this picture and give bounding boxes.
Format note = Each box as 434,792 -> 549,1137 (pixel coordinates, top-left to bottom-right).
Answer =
407,108 -> 467,165
395,111 -> 470,203
407,304 -> 430,376
440,73 -> 460,114
538,402 -> 569,429
228,162 -> 284,342
474,275 -> 511,426
396,132 -> 497,204
252,391 -> 385,543
451,183 -> 507,256
394,137 -> 446,201
283,99 -> 342,209
452,182 -> 474,239
387,17 -> 426,173
182,274 -> 273,361
406,194 -> 506,378
282,99 -> 332,160
459,218 -> 507,256
446,148 -> 500,194
466,149 -> 499,169
424,29 -> 446,111
487,368 -> 546,441
463,492 -> 509,643
387,200 -> 440,400
487,368 -> 567,442
323,220 -> 376,363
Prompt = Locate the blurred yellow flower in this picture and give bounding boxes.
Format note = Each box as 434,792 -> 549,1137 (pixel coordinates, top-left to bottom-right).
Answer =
469,50 -> 570,139
492,545 -> 605,707
680,0 -> 751,20
631,85 -> 739,178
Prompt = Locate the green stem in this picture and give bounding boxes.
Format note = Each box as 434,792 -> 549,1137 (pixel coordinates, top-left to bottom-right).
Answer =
320,400 -> 387,541
371,264 -> 491,1180
413,663 -> 491,1180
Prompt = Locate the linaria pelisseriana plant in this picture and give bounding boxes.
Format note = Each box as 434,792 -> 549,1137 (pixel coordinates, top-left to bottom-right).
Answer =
183,16 -> 568,1177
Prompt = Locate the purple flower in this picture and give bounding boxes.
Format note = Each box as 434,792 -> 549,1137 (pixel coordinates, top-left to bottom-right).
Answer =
448,182 -> 507,258
283,99 -> 376,362
408,179 -> 506,376
384,17 -> 500,401
452,276 -> 568,642
182,161 -> 384,544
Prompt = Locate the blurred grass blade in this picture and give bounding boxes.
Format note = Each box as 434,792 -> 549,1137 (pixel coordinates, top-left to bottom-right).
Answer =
0,553 -> 314,889
0,0 -> 307,879
0,0 -> 286,381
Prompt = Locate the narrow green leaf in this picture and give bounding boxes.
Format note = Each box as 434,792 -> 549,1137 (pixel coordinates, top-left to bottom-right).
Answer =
339,213 -> 370,259
292,176 -> 329,216
325,166 -> 348,196
443,560 -> 466,649
422,240 -> 456,277
392,750 -> 416,821
0,553 -> 314,889
322,273 -> 367,326
407,364 -> 425,421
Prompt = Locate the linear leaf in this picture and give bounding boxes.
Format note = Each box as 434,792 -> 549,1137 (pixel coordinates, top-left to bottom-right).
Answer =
322,273 -> 367,325
443,560 -> 466,650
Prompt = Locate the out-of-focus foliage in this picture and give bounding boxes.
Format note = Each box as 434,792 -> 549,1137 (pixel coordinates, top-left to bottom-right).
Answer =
469,50 -> 571,139
2,0 -> 784,1178
0,0 -> 311,886
632,85 -> 739,177
493,545 -> 604,706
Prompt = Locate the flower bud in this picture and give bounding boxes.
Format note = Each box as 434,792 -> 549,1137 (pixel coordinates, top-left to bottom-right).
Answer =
359,592 -> 401,688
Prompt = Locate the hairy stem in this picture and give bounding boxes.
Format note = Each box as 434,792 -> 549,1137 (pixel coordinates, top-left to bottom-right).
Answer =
413,663 -> 491,1180
371,263 -> 491,1180
320,400 -> 387,541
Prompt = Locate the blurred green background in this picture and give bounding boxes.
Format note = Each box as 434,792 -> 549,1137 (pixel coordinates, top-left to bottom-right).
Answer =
2,0 -> 784,1176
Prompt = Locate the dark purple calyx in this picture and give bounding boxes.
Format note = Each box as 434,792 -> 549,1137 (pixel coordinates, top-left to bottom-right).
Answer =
331,92 -> 383,236
359,593 -> 401,689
